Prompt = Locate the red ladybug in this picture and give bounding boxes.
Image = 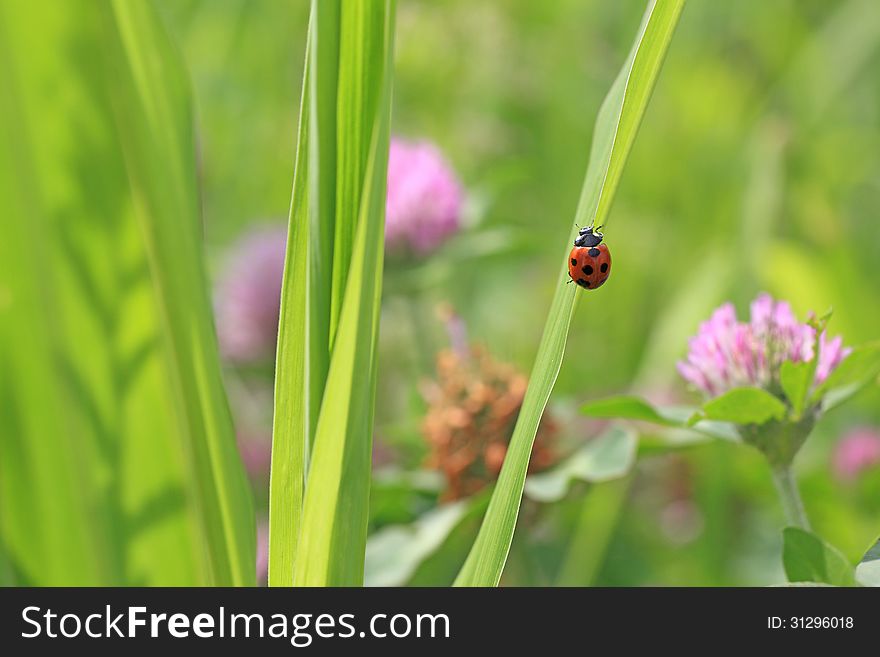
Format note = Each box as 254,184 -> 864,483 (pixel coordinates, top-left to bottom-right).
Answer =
568,226 -> 611,290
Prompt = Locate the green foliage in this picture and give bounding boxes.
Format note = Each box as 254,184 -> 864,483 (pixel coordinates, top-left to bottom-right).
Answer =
780,361 -> 814,418
856,537 -> 880,587
814,342 -> 880,410
783,527 -> 857,587
0,0 -> 253,585
269,0 -> 396,586
699,388 -> 787,425
523,427 -> 637,503
365,493 -> 490,587
364,426 -> 638,587
582,396 -> 739,442
4,0 -> 880,590
453,0 -> 686,587
581,396 -> 684,427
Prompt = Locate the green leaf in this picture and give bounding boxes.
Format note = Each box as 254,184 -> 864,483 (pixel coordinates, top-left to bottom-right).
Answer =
813,341 -> 880,406
780,361 -> 813,418
856,537 -> 880,587
581,396 -> 684,426
523,427 -> 637,503
365,493 -> 489,587
783,527 -> 857,587
268,0 -> 396,586
700,387 -> 787,425
582,395 -> 739,444
0,0 -> 254,584
453,0 -> 685,587
268,33 -> 311,587
555,478 -> 631,586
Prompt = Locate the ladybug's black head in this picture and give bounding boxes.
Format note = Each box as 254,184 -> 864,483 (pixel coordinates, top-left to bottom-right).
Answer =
574,226 -> 603,248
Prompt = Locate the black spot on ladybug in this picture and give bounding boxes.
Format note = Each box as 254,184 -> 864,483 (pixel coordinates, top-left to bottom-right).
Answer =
600,263 -> 608,273
571,258 -> 577,266
582,265 -> 593,275
588,248 -> 600,257
577,278 -> 589,288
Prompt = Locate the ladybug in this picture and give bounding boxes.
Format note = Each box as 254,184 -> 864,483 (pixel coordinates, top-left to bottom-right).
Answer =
568,225 -> 611,290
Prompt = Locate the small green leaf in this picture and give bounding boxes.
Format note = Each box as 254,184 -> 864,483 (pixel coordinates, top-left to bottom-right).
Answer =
856,537 -> 880,587
581,396 -> 685,426
780,361 -> 813,417
807,306 -> 833,333
702,387 -> 787,425
523,427 -> 637,503
365,500 -> 471,587
581,395 -> 739,446
813,341 -> 880,405
783,527 -> 857,587
365,492 -> 490,587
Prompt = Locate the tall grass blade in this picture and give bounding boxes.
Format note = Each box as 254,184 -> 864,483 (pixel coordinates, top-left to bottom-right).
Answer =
269,0 -> 395,586
0,0 -> 254,585
268,39 -> 311,587
454,0 -> 685,587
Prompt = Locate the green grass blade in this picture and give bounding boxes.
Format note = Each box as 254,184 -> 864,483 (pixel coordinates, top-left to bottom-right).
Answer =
330,2 -> 385,341
575,0 -> 685,231
0,0 -> 253,585
454,0 -> 685,587
292,0 -> 395,586
0,4 -> 109,584
307,0 -> 340,437
268,34 -> 311,587
105,0 -> 255,586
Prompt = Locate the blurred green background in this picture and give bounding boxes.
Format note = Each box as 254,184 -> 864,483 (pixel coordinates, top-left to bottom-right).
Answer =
161,0 -> 879,586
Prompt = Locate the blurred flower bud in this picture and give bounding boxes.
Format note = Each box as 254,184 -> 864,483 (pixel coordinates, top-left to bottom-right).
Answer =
237,430 -> 272,481
385,137 -> 463,256
832,427 -> 880,482
214,226 -> 287,363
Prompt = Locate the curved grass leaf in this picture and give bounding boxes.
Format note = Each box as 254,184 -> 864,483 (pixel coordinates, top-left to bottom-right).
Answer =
454,0 -> 685,587
0,0 -> 254,585
105,0 -> 255,585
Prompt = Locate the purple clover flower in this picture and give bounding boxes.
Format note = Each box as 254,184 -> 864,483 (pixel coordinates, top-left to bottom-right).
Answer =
832,427 -> 880,482
677,293 -> 850,397
214,226 -> 287,363
385,137 -> 464,256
